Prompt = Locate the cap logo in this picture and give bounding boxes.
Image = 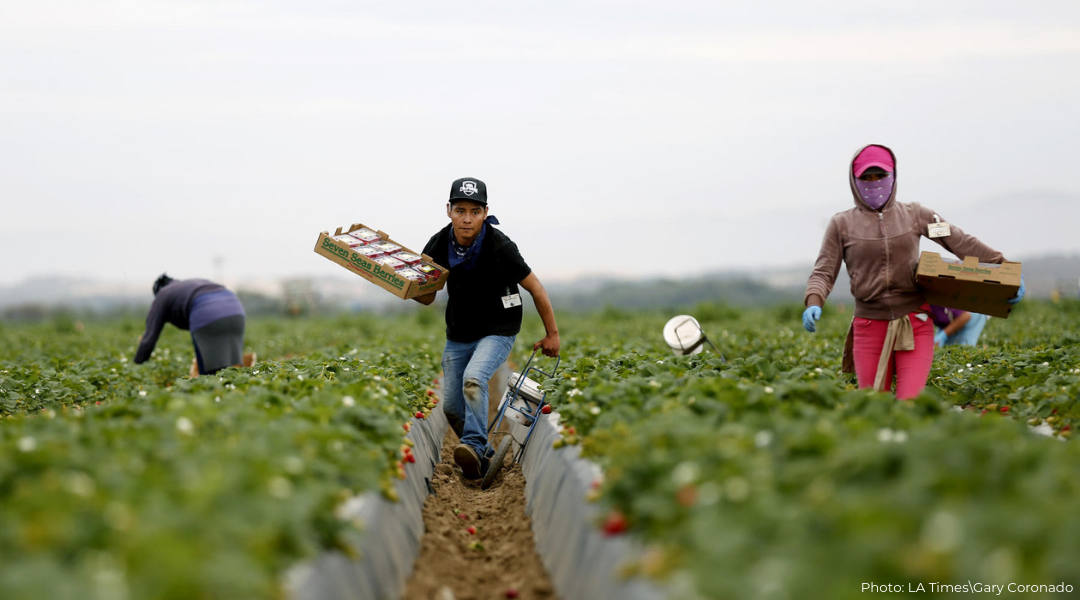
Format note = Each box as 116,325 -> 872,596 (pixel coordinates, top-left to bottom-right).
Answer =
459,181 -> 479,196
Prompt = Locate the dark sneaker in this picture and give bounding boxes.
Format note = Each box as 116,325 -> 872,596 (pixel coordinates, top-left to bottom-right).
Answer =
453,444 -> 482,479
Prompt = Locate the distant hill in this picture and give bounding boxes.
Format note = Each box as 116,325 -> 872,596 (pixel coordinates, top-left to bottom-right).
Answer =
544,251 -> 1080,312
1015,253 -> 1080,296
2,252 -> 1077,319
954,191 -> 1080,261
550,276 -> 804,311
0,277 -> 148,314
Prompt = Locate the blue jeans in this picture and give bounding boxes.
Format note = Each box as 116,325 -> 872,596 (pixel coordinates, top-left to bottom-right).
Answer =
945,313 -> 990,346
441,335 -> 515,455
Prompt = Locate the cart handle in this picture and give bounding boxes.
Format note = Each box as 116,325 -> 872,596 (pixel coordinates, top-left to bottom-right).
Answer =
518,347 -> 561,381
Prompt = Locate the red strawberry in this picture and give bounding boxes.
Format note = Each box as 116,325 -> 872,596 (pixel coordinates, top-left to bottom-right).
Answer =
505,588 -> 520,598
1051,408 -> 1058,415
405,453 -> 416,463
999,406 -> 1010,413
566,426 -> 576,436
458,513 -> 469,520
415,411 -> 424,419
602,510 -> 628,536
467,526 -> 477,535
541,405 -> 552,414
431,398 -> 439,405
403,422 -> 411,432
427,389 -> 435,396
1063,425 -> 1072,432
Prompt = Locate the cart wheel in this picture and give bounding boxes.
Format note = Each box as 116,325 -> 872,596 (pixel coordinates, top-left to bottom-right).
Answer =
481,436 -> 513,490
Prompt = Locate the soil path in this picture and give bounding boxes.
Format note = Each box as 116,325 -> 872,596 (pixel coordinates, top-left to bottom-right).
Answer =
402,369 -> 558,600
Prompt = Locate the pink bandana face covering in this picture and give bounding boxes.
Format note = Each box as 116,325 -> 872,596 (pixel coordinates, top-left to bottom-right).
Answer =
856,173 -> 894,210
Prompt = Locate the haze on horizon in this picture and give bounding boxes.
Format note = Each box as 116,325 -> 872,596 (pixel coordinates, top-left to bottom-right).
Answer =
2,0 -> 1079,291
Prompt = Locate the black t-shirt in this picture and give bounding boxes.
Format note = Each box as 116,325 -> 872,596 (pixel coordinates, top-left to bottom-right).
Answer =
423,223 -> 532,343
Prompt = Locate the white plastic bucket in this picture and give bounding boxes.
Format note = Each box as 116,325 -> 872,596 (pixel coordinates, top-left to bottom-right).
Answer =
663,315 -> 706,356
498,372 -> 544,425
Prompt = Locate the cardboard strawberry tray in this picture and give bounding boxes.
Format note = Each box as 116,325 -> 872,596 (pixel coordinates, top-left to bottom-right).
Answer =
915,252 -> 1022,319
314,223 -> 448,300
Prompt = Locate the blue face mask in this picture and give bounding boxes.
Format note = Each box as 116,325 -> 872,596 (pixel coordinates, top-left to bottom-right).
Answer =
855,173 -> 894,210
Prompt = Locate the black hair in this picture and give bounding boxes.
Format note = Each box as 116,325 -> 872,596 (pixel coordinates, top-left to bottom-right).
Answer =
153,273 -> 174,296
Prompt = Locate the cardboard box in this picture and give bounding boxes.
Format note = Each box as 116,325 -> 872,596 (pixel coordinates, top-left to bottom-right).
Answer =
915,252 -> 1022,318
314,223 -> 449,300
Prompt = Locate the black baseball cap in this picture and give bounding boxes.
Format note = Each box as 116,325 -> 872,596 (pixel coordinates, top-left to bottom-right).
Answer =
448,177 -> 487,206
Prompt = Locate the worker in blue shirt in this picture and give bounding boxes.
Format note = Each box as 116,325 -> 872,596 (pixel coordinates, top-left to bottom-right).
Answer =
135,274 -> 247,375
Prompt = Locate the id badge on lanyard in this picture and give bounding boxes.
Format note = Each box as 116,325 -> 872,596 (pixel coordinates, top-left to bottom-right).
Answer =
928,213 -> 951,238
501,287 -> 522,309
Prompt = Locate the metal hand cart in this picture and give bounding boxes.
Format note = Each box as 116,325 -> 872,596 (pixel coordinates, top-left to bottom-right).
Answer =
480,349 -> 560,490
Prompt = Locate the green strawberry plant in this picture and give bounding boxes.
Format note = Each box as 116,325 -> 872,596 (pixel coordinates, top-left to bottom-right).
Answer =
2,299 -> 1078,599
0,314 -> 444,599
536,300 -> 1080,599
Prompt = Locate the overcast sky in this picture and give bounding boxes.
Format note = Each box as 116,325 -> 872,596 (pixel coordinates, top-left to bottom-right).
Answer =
2,0 -> 1079,290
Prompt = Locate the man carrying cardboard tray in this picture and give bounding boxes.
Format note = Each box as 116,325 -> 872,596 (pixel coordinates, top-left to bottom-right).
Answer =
414,177 -> 560,480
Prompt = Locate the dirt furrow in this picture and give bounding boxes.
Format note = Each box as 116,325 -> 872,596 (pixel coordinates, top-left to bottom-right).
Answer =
402,386 -> 558,600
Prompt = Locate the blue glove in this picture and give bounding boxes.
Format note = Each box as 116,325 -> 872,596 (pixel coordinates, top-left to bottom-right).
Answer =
802,306 -> 822,333
934,329 -> 948,347
1007,275 -> 1025,304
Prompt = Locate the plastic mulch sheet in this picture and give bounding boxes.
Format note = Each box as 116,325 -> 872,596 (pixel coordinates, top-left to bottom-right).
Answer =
512,415 -> 669,600
289,367 -> 669,600
287,405 -> 448,600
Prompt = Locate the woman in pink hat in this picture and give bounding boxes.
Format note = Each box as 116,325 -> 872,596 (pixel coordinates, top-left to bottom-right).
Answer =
801,144 -> 1024,399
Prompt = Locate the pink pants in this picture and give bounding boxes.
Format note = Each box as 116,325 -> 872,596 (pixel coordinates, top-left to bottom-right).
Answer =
852,311 -> 935,400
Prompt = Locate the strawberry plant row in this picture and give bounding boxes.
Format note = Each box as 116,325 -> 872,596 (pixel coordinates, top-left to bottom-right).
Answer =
2,300 -> 1078,599
534,300 -> 1080,599
0,315 -> 444,599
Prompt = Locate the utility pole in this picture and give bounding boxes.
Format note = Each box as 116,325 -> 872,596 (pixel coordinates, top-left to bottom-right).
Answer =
213,255 -> 224,284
